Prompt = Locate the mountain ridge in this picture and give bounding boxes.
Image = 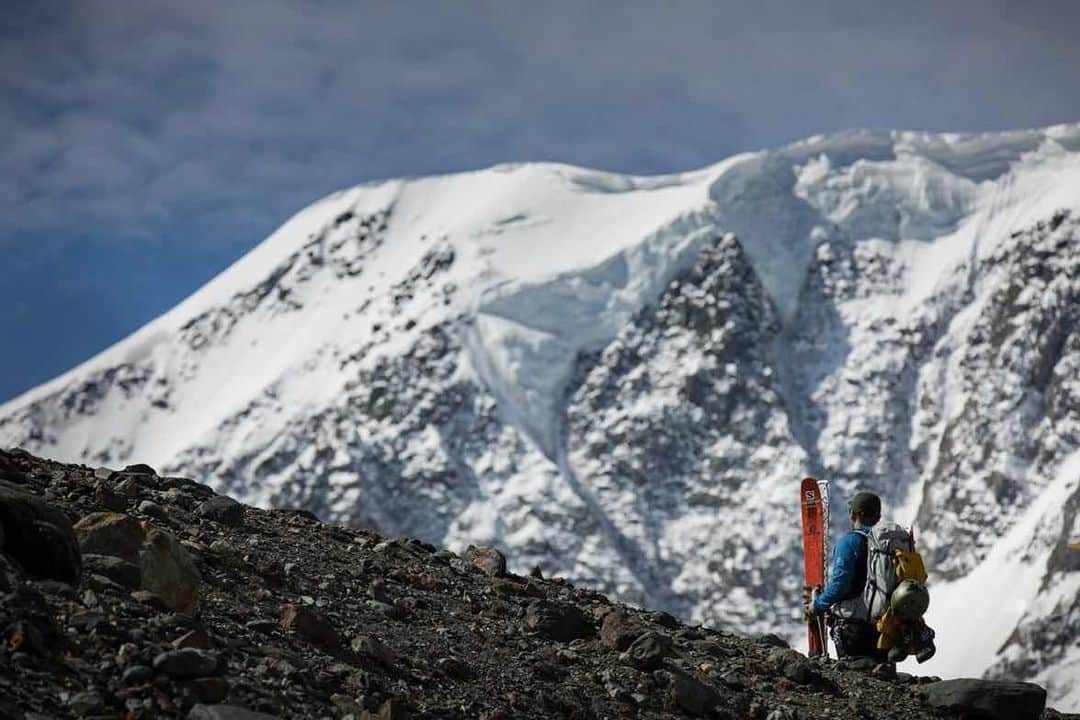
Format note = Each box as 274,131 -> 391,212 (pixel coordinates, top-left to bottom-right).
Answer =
2,124 -> 1079,710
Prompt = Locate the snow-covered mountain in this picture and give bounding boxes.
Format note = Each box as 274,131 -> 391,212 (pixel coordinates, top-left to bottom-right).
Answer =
3,125 -> 1080,709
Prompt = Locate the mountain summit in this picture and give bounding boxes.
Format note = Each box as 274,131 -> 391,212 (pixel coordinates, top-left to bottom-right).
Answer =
3,125 -> 1079,710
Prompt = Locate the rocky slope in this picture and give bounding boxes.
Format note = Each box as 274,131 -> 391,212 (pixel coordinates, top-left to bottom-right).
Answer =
2,125 -> 1080,708
0,448 -> 1068,720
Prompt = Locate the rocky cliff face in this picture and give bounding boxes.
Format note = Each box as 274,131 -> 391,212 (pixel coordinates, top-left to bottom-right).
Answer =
2,126 -> 1079,710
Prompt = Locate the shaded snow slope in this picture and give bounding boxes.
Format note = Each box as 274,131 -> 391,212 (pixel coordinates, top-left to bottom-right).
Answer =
3,124 -> 1080,709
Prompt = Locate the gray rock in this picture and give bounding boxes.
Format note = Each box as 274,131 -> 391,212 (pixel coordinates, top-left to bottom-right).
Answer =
188,704 -> 280,720
124,463 -> 157,476
600,610 -> 642,651
138,500 -> 166,518
153,648 -> 220,678
664,668 -> 724,717
622,631 -> 671,672
94,483 -> 128,511
754,633 -> 789,649
73,512 -> 144,563
463,545 -> 506,577
919,678 -> 1046,720
365,599 -> 404,619
114,476 -> 143,498
524,601 -> 590,642
351,635 -> 396,666
781,657 -> 818,685
280,603 -> 340,648
197,496 -> 244,526
121,664 -> 154,685
82,553 -> 141,589
68,690 -> 105,716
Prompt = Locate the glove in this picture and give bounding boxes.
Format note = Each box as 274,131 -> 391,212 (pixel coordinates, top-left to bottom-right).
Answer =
802,586 -> 821,620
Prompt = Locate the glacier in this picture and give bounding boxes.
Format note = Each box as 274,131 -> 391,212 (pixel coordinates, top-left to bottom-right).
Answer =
2,125 -> 1080,710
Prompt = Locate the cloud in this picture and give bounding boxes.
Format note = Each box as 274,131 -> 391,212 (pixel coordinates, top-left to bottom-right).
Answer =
1,0 -> 1079,249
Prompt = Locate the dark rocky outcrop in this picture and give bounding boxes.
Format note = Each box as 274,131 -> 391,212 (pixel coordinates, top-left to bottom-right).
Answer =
919,678 -> 1048,720
0,479 -> 81,583
0,447 -> 1064,719
198,496 -> 244,527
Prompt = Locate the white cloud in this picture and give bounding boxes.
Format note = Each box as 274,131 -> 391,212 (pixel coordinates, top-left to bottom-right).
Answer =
1,0 -> 1078,247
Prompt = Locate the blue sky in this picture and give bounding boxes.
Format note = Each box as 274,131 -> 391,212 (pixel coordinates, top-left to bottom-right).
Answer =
2,0 -> 1079,403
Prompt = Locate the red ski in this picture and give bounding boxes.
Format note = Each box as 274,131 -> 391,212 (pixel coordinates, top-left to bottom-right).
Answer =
800,476 -> 828,657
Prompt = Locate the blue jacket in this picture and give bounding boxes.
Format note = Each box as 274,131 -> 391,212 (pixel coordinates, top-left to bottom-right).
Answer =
813,527 -> 871,612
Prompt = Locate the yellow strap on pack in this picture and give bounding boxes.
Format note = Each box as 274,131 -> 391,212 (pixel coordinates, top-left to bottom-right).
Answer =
894,549 -> 928,584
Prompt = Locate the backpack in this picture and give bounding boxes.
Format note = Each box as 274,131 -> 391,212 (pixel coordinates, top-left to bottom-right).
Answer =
865,523 -> 927,619
834,522 -> 928,623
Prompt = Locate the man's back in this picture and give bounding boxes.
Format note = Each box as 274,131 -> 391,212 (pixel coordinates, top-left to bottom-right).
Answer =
813,527 -> 870,612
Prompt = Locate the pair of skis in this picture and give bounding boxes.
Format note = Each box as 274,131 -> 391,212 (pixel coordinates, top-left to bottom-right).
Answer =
800,476 -> 830,657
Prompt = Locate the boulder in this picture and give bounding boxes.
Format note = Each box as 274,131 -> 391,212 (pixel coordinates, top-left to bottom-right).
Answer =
781,657 -> 819,685
622,631 -> 671,671
140,526 -> 202,612
123,463 -> 158,476
0,480 -> 81,583
114,476 -> 143,498
94,483 -> 128,512
463,545 -> 507,577
524,601 -> 590,642
600,610 -> 642,651
82,553 -> 141,589
351,634 -> 396,666
138,500 -> 167,518
197,496 -> 244,526
280,604 -> 340,649
664,668 -> 725,717
73,512 -> 145,563
919,678 -> 1046,720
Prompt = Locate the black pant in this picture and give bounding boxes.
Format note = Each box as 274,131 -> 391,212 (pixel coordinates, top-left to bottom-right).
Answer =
830,619 -> 883,660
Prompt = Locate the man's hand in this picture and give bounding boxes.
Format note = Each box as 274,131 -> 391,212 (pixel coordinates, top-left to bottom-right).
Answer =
802,586 -> 820,621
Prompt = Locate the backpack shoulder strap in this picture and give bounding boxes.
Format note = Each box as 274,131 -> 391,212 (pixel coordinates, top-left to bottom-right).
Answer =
861,526 -> 889,618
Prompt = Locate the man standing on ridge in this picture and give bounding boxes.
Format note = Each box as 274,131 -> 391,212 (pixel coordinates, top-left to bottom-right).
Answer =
805,491 -> 883,659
